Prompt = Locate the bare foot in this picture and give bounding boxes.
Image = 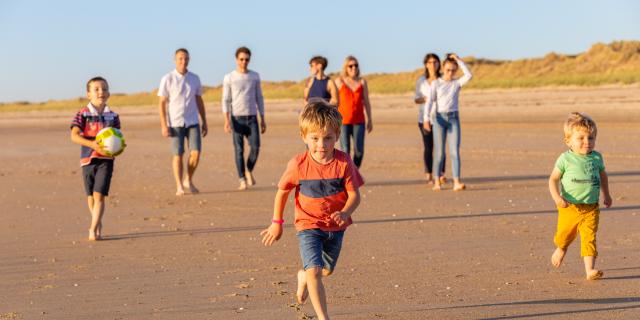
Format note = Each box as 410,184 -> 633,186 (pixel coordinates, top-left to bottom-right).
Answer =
238,180 -> 247,191
453,183 -> 466,191
88,230 -> 98,241
183,180 -> 200,194
246,171 -> 256,186
175,188 -> 185,196
432,183 -> 441,191
296,270 -> 308,304
439,176 -> 447,184
551,247 -> 566,268
425,173 -> 433,184
586,270 -> 603,280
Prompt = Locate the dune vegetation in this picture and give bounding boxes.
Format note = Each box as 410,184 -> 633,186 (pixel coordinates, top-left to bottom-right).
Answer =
2,41 -> 638,112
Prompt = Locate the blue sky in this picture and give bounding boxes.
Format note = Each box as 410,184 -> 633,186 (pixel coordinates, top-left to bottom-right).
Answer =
0,0 -> 638,103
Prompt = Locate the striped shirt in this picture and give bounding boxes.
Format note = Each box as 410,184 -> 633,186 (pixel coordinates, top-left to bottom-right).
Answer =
423,58 -> 472,122
70,103 -> 121,166
278,150 -> 364,231
222,70 -> 265,116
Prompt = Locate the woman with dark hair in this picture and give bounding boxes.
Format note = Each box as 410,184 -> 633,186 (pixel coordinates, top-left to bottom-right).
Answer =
414,53 -> 445,184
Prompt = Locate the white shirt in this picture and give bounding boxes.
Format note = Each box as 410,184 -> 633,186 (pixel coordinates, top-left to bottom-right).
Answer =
414,75 -> 435,124
423,58 -> 472,123
158,69 -> 203,127
222,70 -> 265,116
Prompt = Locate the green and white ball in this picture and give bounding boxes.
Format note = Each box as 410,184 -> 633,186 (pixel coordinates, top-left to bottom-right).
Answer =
96,127 -> 126,156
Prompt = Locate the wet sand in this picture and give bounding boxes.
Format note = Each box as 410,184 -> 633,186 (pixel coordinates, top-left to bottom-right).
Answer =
1,86 -> 640,319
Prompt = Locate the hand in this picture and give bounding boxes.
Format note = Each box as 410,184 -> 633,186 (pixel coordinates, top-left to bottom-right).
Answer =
330,211 -> 351,227
224,121 -> 231,134
449,53 -> 459,60
161,126 -> 171,138
603,194 -> 612,208
260,223 -> 283,246
415,97 -> 426,104
422,121 -> 432,132
366,121 -> 373,133
260,120 -> 267,134
555,197 -> 569,208
91,140 -> 104,154
201,123 -> 208,137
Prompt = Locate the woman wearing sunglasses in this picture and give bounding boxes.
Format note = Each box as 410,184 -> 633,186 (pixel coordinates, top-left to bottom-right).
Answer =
334,56 -> 373,168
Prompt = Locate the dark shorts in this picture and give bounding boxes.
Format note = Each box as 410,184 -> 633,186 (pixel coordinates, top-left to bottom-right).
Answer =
297,229 -> 345,273
170,125 -> 201,155
82,158 -> 114,196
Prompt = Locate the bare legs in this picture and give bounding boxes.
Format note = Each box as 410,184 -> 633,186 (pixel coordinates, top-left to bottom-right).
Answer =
173,150 -> 200,195
551,247 -> 602,280
297,267 -> 331,320
87,192 -> 105,240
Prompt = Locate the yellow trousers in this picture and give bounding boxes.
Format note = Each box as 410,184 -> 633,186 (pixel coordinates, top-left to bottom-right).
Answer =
554,203 -> 600,257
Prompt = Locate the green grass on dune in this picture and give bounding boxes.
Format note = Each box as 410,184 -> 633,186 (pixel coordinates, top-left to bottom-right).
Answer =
2,41 -> 639,112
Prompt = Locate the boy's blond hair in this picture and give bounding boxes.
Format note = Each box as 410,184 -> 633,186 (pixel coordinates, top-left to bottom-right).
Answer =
299,100 -> 342,136
563,112 -> 597,140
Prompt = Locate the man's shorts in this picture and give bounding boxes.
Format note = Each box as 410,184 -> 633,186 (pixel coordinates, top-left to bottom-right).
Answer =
297,229 -> 345,273
82,158 -> 114,196
169,125 -> 201,155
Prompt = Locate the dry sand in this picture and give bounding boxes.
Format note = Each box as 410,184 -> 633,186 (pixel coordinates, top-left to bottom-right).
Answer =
1,86 -> 640,319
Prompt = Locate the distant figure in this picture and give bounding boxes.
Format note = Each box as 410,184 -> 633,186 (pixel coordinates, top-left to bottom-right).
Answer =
425,53 -> 472,191
549,112 -> 612,280
222,46 -> 266,190
335,55 -> 373,168
414,53 -> 446,184
70,76 -> 121,241
158,48 -> 208,196
304,56 -> 339,106
261,101 -> 364,320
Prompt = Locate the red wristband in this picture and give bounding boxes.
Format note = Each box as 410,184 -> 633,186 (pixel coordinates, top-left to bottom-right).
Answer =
272,219 -> 284,225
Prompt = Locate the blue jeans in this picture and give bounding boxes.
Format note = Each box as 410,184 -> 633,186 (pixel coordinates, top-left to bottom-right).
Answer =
169,125 -> 201,156
432,111 -> 461,179
340,123 -> 365,168
297,229 -> 345,273
231,116 -> 260,179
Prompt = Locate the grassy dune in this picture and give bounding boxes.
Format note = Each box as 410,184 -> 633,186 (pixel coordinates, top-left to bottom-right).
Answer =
2,41 -> 639,112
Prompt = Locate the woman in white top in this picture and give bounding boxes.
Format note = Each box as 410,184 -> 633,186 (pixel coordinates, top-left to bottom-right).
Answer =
415,53 -> 446,185
424,53 -> 472,191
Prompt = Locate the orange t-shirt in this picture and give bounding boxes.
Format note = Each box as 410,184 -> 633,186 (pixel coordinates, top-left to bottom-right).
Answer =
337,81 -> 365,125
278,150 -> 365,231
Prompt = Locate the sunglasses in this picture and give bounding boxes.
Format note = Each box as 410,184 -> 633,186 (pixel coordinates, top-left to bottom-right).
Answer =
239,58 -> 250,62
348,64 -> 359,69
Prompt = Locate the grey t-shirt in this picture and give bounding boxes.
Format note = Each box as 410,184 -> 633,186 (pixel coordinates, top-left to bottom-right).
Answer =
222,70 -> 264,116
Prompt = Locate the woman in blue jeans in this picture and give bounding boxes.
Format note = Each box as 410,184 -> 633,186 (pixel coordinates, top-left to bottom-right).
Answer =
423,53 -> 472,191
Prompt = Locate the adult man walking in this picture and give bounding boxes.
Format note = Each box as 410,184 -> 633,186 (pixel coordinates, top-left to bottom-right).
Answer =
158,48 -> 208,195
222,47 -> 266,190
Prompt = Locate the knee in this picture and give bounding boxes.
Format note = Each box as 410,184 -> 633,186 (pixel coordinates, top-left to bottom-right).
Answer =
322,268 -> 332,277
305,267 -> 323,280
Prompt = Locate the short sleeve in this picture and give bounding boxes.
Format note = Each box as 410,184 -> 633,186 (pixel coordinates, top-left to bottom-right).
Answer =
70,110 -> 85,131
343,156 -> 364,191
597,153 -> 605,172
277,158 -> 299,191
554,153 -> 567,173
195,75 -> 203,96
157,76 -> 169,97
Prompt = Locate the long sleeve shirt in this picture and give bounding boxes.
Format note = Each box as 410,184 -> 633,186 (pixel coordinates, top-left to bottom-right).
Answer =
222,70 -> 265,116
423,57 -> 472,123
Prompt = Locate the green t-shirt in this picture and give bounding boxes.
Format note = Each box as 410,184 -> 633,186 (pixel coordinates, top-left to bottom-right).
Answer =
555,150 -> 605,204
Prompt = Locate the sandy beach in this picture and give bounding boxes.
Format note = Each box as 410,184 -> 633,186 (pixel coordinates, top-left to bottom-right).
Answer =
1,85 -> 640,319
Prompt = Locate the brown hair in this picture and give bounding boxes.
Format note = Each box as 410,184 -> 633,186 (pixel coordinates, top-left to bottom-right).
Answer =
563,112 -> 597,140
340,55 -> 360,78
422,53 -> 441,79
86,76 -> 108,92
175,48 -> 189,56
299,100 -> 342,136
309,56 -> 328,70
235,46 -> 251,58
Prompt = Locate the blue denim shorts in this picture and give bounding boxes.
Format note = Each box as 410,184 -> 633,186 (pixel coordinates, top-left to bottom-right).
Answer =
169,125 -> 201,155
297,229 -> 345,272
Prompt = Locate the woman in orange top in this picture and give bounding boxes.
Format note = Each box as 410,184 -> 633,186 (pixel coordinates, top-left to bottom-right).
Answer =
335,56 -> 373,168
